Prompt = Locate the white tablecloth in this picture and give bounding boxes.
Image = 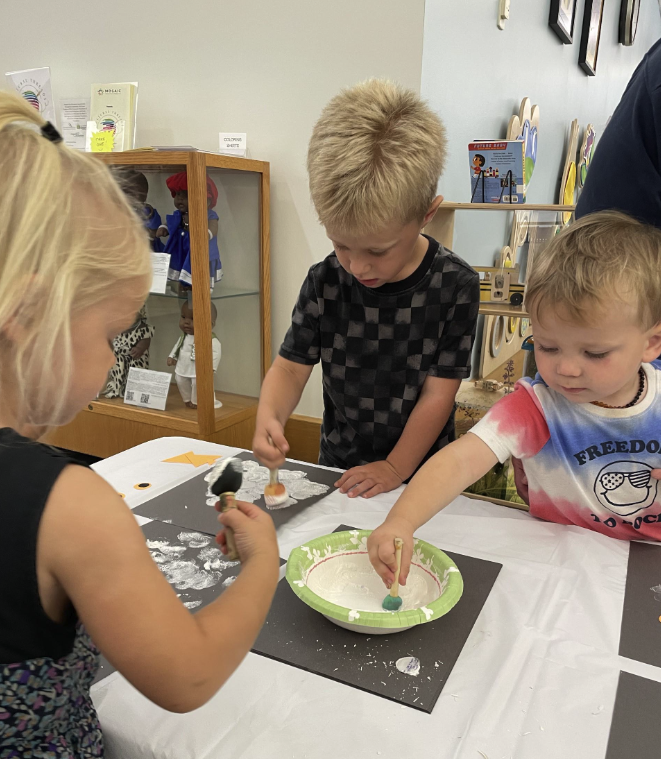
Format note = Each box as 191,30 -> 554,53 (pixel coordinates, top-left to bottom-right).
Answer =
90,436 -> 656,759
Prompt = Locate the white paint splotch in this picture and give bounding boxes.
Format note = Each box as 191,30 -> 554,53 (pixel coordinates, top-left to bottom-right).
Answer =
147,531 -> 233,593
205,460 -> 330,509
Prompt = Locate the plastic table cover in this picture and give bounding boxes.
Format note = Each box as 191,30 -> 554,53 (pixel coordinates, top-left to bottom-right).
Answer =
89,437 -> 656,759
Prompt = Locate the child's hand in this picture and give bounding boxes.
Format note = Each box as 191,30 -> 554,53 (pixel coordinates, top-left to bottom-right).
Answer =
367,517 -> 414,587
653,469 -> 661,481
167,357 -> 176,367
130,337 -> 151,359
253,419 -> 289,469
335,460 -> 402,499
215,500 -> 279,566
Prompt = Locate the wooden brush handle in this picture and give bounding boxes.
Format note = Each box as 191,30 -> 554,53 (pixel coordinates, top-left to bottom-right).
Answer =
219,492 -> 239,562
390,538 -> 403,597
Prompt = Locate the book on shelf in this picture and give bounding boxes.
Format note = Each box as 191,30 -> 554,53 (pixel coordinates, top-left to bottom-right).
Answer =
469,141 -> 526,204
90,82 -> 138,151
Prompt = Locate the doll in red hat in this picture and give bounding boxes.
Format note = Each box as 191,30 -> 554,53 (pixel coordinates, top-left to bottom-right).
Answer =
156,172 -> 222,291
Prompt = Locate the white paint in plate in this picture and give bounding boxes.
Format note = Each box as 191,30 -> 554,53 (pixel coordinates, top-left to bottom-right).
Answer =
306,552 -> 440,613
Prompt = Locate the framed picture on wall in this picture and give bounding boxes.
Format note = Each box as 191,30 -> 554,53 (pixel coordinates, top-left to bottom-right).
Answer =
549,0 -> 578,44
579,0 -> 605,75
619,0 -> 641,45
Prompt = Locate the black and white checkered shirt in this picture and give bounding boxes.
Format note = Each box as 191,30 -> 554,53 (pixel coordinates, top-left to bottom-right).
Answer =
280,236 -> 479,471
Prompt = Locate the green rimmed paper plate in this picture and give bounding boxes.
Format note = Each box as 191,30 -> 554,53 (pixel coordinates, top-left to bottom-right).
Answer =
286,529 -> 463,634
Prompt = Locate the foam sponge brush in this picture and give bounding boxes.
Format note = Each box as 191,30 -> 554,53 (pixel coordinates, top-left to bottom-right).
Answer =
207,457 -> 244,561
382,538 -> 404,611
264,468 -> 289,509
208,457 -> 244,496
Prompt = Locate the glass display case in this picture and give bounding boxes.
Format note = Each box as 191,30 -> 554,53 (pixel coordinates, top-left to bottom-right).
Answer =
48,151 -> 270,457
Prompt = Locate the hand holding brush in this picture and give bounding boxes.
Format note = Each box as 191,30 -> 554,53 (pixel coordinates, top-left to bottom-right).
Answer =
207,458 -> 244,561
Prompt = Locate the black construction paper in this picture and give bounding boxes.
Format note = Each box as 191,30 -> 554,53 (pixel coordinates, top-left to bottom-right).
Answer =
132,451 -> 338,535
251,525 -> 502,713
619,542 -> 661,668
605,671 -> 661,759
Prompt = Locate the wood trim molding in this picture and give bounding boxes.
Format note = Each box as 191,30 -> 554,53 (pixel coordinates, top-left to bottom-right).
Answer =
284,414 -> 321,464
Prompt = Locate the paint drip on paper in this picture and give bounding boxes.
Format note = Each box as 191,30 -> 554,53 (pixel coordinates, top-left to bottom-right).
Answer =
396,657 -> 421,676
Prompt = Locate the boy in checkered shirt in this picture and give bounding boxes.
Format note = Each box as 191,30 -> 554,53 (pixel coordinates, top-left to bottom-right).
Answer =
253,79 -> 480,498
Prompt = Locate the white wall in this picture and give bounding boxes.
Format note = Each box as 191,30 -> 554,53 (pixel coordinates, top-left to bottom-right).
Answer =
0,0 -> 425,418
3,1 -> 659,419
422,0 -> 661,267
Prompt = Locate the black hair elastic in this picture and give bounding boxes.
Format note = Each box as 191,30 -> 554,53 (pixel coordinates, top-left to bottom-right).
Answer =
41,122 -> 63,144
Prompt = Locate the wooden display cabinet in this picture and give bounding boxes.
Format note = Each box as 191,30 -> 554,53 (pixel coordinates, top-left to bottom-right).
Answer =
48,150 -> 270,458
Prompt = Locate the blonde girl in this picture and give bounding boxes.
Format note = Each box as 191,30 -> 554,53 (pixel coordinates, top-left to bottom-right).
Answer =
0,92 -> 278,756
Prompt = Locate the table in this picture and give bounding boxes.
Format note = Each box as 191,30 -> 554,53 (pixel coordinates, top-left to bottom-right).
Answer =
90,437 -> 656,759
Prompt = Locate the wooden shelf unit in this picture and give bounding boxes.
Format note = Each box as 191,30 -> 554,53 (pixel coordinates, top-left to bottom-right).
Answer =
426,200 -> 575,316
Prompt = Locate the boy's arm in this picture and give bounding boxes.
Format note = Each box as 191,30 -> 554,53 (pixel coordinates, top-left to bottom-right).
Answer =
370,382 -> 550,584
368,433 -> 497,584
253,356 -> 314,468
254,267 -> 321,468
336,375 -> 460,498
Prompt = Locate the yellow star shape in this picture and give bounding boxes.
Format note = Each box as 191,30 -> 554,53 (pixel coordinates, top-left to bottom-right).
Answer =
163,452 -> 222,467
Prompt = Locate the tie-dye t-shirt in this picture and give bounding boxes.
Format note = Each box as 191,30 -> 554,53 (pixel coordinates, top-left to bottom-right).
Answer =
470,361 -> 661,541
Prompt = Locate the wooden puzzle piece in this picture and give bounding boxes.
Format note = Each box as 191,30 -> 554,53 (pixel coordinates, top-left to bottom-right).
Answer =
507,209 -> 531,263
480,314 -> 532,378
498,0 -> 510,29
558,119 -> 579,224
578,124 -> 596,189
506,98 -> 540,190
499,245 -> 514,268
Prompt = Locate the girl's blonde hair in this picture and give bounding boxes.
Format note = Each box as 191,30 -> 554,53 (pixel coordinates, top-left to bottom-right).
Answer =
307,79 -> 447,235
525,210 -> 661,329
0,91 -> 151,426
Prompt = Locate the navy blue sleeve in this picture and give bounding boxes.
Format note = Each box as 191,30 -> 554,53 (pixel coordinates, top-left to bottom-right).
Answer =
576,39 -> 661,228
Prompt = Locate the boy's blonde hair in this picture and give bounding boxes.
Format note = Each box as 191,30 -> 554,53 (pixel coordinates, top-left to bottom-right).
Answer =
525,211 -> 661,329
307,79 -> 447,235
0,92 -> 151,426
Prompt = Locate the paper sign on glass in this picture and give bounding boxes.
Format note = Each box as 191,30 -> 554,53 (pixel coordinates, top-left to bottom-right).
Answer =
124,368 -> 171,411
150,252 -> 170,294
5,67 -> 56,124
59,98 -> 89,150
219,132 -> 247,157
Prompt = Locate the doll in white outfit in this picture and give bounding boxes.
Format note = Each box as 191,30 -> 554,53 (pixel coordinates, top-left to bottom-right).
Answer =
167,301 -> 222,409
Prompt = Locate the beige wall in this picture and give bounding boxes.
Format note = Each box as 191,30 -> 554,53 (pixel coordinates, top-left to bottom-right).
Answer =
0,0 -> 426,418
10,2 -> 654,422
